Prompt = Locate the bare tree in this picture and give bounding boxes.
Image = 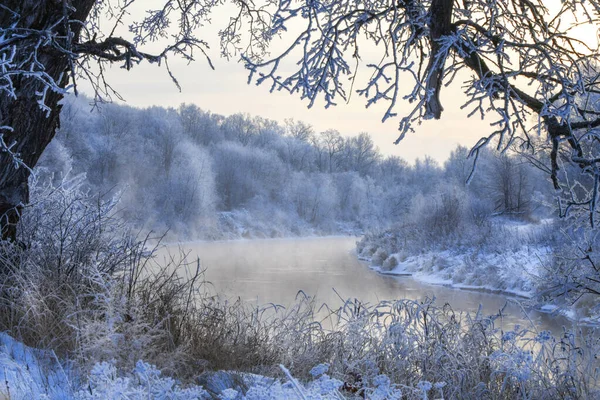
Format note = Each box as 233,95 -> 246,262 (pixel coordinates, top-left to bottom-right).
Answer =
240,0 -> 600,225
488,153 -> 532,217
345,133 -> 381,176
315,129 -> 345,173
284,118 -> 314,142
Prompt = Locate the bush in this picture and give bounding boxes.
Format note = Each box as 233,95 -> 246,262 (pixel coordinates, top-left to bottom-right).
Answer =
382,255 -> 399,271
0,175 -> 206,374
0,174 -> 133,355
371,248 -> 388,266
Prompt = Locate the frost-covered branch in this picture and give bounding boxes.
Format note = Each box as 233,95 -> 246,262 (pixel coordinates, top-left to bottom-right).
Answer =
238,0 -> 600,225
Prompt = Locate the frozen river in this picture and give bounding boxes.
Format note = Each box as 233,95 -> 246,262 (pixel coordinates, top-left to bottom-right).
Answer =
165,236 -> 572,334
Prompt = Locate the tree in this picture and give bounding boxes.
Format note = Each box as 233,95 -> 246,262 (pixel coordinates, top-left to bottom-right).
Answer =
0,0 -> 254,240
479,152 -> 534,217
343,133 -> 381,176
284,118 -> 314,142
314,130 -> 344,173
241,0 -> 600,225
178,104 -> 224,146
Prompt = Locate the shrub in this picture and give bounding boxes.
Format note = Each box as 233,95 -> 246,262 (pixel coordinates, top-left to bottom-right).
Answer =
371,248 -> 388,266
382,255 -> 399,271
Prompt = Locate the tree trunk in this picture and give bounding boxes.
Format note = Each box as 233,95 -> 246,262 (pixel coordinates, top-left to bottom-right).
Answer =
0,1 -> 95,241
424,0 -> 454,119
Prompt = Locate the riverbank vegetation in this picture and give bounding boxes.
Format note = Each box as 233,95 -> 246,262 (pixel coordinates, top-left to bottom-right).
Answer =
1,179 -> 598,398
356,146 -> 600,322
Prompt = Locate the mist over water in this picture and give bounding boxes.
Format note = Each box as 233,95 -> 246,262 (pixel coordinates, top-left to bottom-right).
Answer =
166,236 -> 573,335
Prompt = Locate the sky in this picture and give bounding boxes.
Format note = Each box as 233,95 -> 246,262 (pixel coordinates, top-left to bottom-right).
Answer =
94,55 -> 491,163
79,1 -> 518,163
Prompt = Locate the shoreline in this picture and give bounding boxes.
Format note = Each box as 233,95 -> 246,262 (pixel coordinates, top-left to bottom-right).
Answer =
363,256 -> 600,327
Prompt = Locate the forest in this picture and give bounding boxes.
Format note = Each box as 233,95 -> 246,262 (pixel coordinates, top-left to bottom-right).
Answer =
41,95 -> 551,240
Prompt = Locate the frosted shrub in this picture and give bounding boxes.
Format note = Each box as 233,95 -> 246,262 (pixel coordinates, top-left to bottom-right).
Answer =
76,293 -> 599,399
372,248 -> 388,266
0,174 -> 134,354
368,186 -> 474,255
382,255 -> 399,271
319,298 -> 599,399
468,196 -> 494,229
78,360 -> 208,399
420,189 -> 468,246
536,226 -> 600,315
0,176 -> 213,375
365,375 -> 402,400
356,241 -> 378,259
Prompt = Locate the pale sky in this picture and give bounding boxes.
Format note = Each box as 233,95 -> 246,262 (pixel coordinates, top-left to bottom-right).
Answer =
94,57 -> 490,163
79,2 -> 506,163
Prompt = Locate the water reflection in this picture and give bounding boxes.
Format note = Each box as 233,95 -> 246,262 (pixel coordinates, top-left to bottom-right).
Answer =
163,236 -> 574,336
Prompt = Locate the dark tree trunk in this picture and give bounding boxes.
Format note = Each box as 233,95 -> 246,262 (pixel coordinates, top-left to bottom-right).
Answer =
0,1 -> 95,241
424,0 -> 454,119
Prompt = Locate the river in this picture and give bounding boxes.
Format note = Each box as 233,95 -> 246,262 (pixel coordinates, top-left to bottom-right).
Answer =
165,236 -> 573,335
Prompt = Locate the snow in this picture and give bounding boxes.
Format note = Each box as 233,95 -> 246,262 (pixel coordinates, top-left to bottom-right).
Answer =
0,334 -> 393,400
0,333 -> 73,399
0,334 -> 209,399
540,304 -> 559,312
357,217 -> 600,325
367,246 -> 550,299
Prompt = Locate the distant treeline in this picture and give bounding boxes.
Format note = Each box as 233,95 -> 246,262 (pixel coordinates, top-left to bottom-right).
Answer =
37,95 -> 553,239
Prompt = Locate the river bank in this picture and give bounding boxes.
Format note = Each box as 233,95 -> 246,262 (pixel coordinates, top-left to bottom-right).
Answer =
356,226 -> 600,327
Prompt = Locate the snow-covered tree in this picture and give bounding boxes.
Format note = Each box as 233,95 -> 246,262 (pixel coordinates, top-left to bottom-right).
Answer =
241,0 -> 600,224
313,130 -> 345,173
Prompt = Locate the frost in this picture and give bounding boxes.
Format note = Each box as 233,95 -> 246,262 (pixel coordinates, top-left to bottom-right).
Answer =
78,360 -> 208,399
416,380 -> 432,392
218,388 -> 239,400
490,349 -> 534,383
367,375 -> 402,400
311,374 -> 343,395
309,363 -> 329,377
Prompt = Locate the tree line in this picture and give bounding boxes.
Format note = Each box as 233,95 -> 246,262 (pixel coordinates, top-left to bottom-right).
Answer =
36,95 -> 553,240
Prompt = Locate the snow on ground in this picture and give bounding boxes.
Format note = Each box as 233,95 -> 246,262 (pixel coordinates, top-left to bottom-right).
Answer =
0,333 -> 401,400
356,219 -> 600,325
357,219 -> 555,299
0,333 -> 74,399
367,246 -> 551,299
